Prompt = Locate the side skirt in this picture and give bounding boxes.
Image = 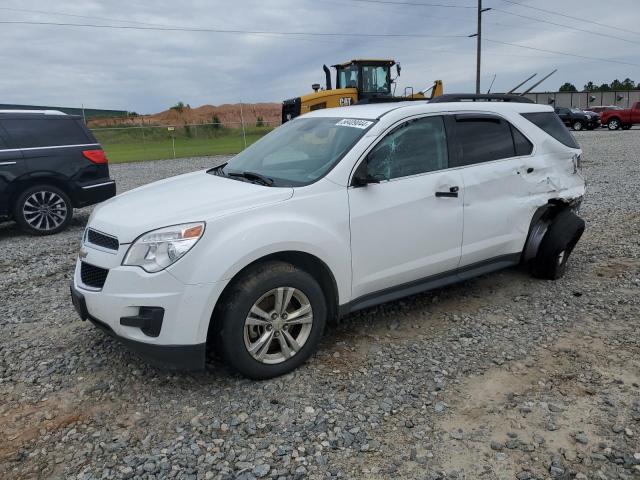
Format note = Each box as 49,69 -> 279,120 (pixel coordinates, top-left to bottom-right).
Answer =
339,253 -> 521,317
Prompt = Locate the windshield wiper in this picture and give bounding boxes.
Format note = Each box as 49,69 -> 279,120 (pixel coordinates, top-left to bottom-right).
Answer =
226,171 -> 274,186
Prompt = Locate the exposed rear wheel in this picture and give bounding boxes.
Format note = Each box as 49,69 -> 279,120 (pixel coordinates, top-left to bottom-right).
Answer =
13,185 -> 73,235
531,210 -> 585,280
607,118 -> 620,130
216,261 -> 327,379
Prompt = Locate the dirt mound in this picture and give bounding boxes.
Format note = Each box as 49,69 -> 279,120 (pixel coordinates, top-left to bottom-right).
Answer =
88,103 -> 281,128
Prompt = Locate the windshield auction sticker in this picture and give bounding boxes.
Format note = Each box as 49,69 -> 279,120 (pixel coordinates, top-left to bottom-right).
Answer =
336,119 -> 373,129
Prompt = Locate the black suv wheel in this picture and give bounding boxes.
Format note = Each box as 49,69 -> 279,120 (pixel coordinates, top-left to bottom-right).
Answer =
14,184 -> 73,235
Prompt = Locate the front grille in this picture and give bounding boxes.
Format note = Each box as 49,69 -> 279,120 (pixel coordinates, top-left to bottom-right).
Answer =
80,262 -> 109,289
86,229 -> 119,251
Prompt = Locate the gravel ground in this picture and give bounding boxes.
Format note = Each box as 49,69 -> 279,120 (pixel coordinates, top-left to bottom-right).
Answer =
1,130 -> 639,480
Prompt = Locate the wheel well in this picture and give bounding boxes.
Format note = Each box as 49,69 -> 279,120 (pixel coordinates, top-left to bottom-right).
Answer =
522,200 -> 575,263
206,251 -> 340,350
608,116 -> 621,123
8,177 -> 73,213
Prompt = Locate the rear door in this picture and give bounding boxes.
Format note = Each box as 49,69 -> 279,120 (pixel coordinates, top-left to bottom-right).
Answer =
0,123 -> 26,218
450,114 -> 535,267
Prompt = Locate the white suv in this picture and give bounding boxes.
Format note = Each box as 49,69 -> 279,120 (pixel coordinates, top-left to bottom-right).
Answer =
70,99 -> 585,379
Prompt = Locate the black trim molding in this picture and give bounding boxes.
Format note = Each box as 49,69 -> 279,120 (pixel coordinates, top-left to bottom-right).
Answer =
340,253 -> 521,316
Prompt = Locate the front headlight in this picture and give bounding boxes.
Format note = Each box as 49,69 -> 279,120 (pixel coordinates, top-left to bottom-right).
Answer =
123,222 -> 205,273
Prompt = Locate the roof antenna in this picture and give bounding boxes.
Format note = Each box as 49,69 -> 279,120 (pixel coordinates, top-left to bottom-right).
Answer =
507,73 -> 537,94
486,74 -> 496,94
521,69 -> 558,95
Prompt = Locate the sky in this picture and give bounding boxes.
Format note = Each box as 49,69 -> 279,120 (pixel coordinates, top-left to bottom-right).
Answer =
1,0 -> 639,114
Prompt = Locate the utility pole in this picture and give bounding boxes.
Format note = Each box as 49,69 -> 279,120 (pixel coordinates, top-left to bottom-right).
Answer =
469,0 -> 491,94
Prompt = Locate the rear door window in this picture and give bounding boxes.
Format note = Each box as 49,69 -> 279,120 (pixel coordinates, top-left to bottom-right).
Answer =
0,118 -> 92,148
521,112 -> 579,149
452,115 -> 516,166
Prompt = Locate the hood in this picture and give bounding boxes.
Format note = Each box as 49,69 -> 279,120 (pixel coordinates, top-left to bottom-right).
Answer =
89,170 -> 293,243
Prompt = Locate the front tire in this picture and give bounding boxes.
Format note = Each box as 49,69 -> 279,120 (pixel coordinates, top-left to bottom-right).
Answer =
607,118 -> 621,130
531,210 -> 585,280
217,261 -> 327,379
572,121 -> 584,131
13,184 -> 73,235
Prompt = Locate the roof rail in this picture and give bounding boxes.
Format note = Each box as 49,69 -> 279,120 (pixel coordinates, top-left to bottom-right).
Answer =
429,94 -> 534,104
0,109 -> 67,115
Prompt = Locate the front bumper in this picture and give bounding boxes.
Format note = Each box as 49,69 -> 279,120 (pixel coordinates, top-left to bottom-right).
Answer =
71,243 -> 226,371
71,283 -> 206,370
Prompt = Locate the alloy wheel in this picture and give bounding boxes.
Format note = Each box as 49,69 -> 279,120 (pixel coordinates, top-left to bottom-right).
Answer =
243,287 -> 313,364
22,190 -> 68,231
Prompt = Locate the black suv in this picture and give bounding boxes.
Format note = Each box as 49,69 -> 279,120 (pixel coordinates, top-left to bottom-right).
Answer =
0,111 -> 116,235
554,107 -> 600,131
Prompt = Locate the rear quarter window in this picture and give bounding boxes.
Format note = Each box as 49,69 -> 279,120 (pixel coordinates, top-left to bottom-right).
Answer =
521,112 -> 579,149
0,118 -> 92,148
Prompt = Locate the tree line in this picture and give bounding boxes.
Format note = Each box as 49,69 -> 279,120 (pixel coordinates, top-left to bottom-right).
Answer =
558,78 -> 637,92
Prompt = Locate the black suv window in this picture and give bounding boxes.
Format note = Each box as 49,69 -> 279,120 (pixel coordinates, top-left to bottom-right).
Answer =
521,112 -> 579,149
453,115 -> 516,165
367,116 -> 449,181
0,118 -> 91,148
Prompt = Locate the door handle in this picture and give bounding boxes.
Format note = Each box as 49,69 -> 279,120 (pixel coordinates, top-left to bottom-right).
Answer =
435,186 -> 459,198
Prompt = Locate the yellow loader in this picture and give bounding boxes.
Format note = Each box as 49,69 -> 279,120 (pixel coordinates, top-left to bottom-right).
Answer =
282,59 -> 443,122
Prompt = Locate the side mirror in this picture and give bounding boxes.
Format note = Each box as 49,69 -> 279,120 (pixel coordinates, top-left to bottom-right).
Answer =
396,63 -> 401,77
352,161 -> 381,187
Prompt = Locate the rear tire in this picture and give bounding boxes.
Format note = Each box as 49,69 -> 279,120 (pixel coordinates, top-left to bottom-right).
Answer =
13,184 -> 73,235
531,210 -> 585,280
572,121 -> 584,131
216,261 -> 327,379
607,118 -> 621,130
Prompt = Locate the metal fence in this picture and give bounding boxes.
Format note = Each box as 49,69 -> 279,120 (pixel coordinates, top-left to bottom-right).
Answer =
91,121 -> 275,163
523,90 -> 640,109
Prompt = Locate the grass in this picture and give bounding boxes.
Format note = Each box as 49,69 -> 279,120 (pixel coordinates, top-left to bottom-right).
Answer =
91,126 -> 273,164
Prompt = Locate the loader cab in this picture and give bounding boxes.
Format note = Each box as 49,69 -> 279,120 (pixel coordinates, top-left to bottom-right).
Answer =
334,59 -> 396,99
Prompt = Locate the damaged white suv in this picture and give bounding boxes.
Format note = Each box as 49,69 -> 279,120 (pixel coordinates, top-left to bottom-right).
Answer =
71,95 -> 585,379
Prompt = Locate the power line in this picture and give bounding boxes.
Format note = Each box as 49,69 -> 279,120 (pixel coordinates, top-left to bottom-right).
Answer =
498,0 -> 640,37
491,8 -> 640,46
341,0 -> 475,8
485,38 -> 640,67
343,0 -> 640,45
0,6 -> 167,27
0,20 -> 468,38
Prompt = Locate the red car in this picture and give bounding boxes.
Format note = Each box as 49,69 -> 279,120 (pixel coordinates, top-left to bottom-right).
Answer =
600,102 -> 640,130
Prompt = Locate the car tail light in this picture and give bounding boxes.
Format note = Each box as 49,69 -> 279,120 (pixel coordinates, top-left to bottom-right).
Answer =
83,149 -> 108,164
